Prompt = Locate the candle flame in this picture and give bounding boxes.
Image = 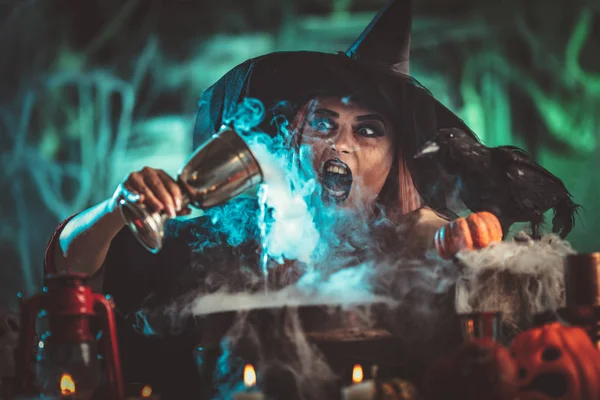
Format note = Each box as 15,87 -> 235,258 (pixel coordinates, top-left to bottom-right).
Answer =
244,364 -> 257,388
60,373 -> 75,395
141,385 -> 153,398
467,319 -> 475,335
352,364 -> 363,384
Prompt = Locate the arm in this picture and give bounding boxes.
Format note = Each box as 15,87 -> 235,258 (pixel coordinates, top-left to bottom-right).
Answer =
396,206 -> 450,257
47,167 -> 188,277
400,207 -> 504,259
52,198 -> 125,276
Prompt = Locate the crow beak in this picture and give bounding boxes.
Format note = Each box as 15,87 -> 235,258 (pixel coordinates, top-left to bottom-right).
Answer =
414,141 -> 440,158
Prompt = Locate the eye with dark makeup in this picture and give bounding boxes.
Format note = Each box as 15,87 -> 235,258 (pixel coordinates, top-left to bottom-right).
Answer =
307,108 -> 387,138
310,116 -> 337,133
355,123 -> 385,138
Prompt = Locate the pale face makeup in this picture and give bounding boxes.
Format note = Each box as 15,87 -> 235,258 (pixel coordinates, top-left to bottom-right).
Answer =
301,96 -> 395,209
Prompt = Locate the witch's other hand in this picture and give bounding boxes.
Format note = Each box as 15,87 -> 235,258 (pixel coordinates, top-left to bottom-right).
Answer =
112,167 -> 191,218
434,211 -> 503,260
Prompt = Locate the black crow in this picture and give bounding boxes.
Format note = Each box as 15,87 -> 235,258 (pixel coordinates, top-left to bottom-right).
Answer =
415,128 -> 580,238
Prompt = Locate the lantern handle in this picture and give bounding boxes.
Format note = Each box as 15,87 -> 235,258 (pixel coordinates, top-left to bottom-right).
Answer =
94,294 -> 125,400
15,293 -> 43,394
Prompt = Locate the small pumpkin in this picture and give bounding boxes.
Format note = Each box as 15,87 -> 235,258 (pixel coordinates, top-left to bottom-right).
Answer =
424,338 -> 518,400
376,378 -> 418,400
511,322 -> 600,400
435,211 -> 503,259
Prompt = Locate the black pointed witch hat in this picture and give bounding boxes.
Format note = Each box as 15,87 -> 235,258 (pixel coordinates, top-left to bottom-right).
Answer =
194,0 -> 476,147
345,0 -> 412,75
193,0 -> 478,214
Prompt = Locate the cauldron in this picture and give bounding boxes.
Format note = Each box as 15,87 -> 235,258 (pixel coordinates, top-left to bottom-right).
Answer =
188,301 -> 462,398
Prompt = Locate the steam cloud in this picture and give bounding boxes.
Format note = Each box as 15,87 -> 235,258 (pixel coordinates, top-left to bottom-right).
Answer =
134,98 -> 571,399
212,310 -> 339,400
455,232 -> 574,339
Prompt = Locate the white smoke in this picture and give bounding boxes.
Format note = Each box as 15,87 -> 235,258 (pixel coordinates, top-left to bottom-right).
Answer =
455,232 -> 574,337
223,97 -> 323,268
142,98 -> 572,337
246,140 -> 320,266
212,309 -> 339,400
188,265 -> 393,316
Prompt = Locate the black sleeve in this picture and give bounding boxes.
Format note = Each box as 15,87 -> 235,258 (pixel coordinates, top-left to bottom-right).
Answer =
101,223 -> 204,396
102,217 -> 214,317
102,225 -> 187,316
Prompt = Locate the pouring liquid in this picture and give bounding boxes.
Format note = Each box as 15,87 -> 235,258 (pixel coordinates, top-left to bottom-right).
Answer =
257,184 -> 270,293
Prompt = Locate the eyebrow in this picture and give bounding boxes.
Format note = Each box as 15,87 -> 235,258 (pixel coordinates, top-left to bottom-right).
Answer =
312,108 -> 339,118
311,108 -> 386,127
355,114 -> 385,124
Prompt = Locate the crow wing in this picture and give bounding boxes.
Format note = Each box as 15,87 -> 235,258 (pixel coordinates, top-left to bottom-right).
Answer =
492,146 -> 570,210
494,146 -> 569,188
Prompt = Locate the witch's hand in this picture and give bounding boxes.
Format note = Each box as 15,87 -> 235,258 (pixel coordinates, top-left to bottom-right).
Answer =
434,211 -> 503,260
112,167 -> 191,217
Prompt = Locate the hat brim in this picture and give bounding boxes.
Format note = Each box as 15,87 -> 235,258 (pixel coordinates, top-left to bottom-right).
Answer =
194,51 -> 477,149
192,51 -> 477,216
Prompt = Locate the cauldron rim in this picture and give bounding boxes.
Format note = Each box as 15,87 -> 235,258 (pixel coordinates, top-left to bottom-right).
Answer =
191,301 -> 393,348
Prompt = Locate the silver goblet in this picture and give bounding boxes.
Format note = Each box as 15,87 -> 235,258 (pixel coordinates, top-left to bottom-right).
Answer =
119,127 -> 263,253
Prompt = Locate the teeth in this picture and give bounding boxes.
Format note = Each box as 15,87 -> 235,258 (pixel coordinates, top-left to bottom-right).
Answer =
325,186 -> 346,197
326,165 -> 348,175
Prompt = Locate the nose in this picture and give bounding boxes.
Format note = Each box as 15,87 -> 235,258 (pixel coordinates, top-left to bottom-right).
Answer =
330,126 -> 358,154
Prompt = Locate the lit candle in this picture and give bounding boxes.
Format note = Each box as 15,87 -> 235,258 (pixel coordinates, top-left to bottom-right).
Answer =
341,381 -> 376,400
60,373 -> 76,398
233,364 -> 265,400
341,365 -> 376,400
124,384 -> 161,400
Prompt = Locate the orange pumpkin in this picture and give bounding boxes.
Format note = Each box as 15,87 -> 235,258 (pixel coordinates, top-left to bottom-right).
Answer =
510,322 -> 600,400
435,211 -> 503,259
424,338 -> 518,400
377,378 -> 418,399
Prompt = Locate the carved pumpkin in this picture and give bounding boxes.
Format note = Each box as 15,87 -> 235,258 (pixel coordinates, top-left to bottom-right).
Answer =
424,338 -> 518,400
435,211 -> 503,259
511,322 -> 600,400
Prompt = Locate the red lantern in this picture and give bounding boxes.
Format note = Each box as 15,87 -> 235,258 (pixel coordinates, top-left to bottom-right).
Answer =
15,273 -> 124,399
511,322 -> 600,400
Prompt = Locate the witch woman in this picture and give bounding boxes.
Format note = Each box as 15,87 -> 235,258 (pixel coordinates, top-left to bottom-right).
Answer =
44,0 -> 485,397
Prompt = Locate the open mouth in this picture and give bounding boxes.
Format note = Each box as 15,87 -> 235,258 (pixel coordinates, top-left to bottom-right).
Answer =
322,159 -> 352,202
521,373 -> 569,398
